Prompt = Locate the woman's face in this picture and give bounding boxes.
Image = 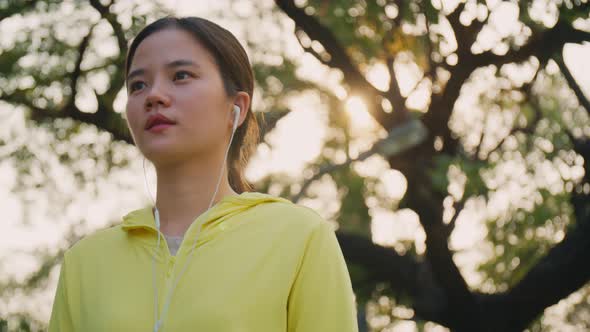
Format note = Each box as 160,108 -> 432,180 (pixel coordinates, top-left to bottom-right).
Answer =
125,28 -> 234,166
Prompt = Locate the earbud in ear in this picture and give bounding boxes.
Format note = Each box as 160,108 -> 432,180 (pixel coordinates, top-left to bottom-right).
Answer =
232,105 -> 240,133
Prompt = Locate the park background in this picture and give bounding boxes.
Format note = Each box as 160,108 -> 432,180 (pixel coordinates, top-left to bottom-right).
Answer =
1,0 -> 590,331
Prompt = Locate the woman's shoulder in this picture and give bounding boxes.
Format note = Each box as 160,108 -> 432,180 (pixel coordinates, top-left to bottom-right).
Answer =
63,224 -> 126,261
253,199 -> 331,235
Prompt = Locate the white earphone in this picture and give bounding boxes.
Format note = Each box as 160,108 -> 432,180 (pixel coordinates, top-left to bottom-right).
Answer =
232,104 -> 240,133
146,104 -> 242,332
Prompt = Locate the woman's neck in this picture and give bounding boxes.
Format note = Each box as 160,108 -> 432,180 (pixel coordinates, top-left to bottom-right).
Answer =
153,156 -> 238,237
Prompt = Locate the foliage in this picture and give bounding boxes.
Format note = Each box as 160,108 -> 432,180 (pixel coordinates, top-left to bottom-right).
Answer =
1,0 -> 589,331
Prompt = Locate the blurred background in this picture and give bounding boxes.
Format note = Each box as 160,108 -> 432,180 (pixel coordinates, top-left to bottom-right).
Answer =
1,0 -> 589,331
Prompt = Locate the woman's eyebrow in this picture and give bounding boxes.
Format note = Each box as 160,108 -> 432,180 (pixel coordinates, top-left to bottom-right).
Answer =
127,60 -> 198,81
166,59 -> 197,68
127,68 -> 145,82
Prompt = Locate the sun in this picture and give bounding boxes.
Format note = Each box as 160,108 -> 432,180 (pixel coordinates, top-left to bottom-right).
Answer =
345,96 -> 375,133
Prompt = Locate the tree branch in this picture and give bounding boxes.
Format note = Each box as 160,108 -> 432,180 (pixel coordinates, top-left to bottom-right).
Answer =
64,24 -> 95,115
385,55 -> 406,114
447,3 -> 483,58
444,199 -> 465,238
274,0 -> 400,128
291,119 -> 427,202
480,63 -> 544,159
293,27 -> 332,66
484,214 -> 590,331
555,54 -> 590,115
486,104 -> 540,158
0,0 -> 40,23
2,89 -> 54,116
1,20 -> 132,144
335,232 -> 450,326
424,18 -> 590,159
473,20 -> 590,69
467,43 -> 590,331
88,0 -> 127,54
88,0 -> 128,117
391,6 -> 493,322
2,89 -> 131,144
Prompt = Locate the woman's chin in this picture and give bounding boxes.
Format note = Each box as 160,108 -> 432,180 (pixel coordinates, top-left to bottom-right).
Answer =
142,145 -> 182,165
142,145 -> 208,168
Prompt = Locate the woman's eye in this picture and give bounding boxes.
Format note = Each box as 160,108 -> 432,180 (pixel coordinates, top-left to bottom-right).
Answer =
174,71 -> 192,81
129,81 -> 145,92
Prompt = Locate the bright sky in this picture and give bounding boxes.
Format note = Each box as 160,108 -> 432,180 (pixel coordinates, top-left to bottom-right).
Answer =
1,0 -> 589,330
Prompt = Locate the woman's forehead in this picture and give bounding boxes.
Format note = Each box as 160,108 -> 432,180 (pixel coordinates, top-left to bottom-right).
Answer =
130,28 -> 215,70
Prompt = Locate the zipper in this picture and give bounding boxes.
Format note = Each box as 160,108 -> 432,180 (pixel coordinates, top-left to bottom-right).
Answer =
136,224 -> 174,262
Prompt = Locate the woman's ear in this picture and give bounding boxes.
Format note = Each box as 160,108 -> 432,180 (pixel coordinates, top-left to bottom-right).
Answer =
231,91 -> 250,128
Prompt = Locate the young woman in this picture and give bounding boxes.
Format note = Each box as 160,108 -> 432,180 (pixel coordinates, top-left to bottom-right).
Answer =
49,16 -> 358,332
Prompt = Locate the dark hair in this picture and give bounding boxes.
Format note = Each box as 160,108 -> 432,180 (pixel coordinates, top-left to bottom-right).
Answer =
125,16 -> 259,193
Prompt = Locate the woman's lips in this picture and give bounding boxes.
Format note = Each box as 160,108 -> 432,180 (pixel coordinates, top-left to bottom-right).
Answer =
145,113 -> 177,133
147,123 -> 174,133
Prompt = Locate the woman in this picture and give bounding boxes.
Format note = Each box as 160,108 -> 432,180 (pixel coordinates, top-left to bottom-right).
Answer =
49,16 -> 358,332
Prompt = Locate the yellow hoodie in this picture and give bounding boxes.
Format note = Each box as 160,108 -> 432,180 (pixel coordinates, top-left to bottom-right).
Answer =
49,191 -> 358,331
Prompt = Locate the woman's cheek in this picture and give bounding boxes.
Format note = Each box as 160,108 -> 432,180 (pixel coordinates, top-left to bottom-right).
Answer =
126,108 -> 142,140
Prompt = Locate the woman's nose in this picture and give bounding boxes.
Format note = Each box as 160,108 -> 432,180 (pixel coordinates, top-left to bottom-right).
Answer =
145,82 -> 171,109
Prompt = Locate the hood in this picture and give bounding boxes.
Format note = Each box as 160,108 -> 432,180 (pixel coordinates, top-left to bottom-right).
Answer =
121,191 -> 291,248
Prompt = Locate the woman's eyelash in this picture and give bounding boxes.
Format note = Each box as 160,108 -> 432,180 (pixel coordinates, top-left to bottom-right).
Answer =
129,81 -> 145,92
128,71 -> 193,92
174,71 -> 194,80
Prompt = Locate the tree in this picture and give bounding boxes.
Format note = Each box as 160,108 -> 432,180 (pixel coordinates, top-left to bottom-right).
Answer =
1,0 -> 589,331
273,0 -> 590,331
